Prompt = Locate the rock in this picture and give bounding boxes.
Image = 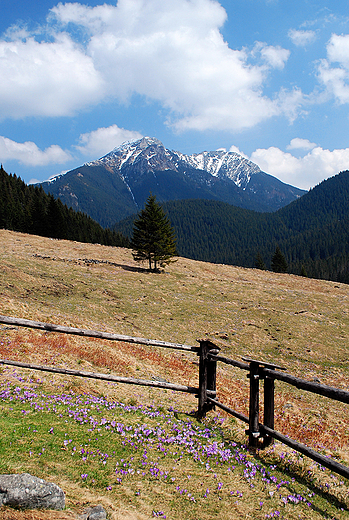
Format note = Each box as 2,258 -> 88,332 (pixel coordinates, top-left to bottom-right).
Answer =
79,505 -> 107,520
0,473 -> 65,510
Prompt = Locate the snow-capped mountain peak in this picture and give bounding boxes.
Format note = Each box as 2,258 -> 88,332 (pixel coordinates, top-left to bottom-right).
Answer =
41,136 -> 305,227
174,149 -> 261,188
89,137 -> 261,190
88,137 -> 169,171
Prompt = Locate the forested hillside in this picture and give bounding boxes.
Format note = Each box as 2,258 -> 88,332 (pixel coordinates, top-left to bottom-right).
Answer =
0,166 -> 129,247
116,171 -> 349,283
3,162 -> 349,283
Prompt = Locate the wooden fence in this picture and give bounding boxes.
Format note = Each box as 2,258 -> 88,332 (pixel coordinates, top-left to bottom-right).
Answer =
0,314 -> 348,480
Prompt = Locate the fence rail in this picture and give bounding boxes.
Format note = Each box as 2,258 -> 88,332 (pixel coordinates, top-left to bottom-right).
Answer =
0,315 -> 199,353
262,367 -> 349,403
0,314 -> 348,480
0,358 -> 213,395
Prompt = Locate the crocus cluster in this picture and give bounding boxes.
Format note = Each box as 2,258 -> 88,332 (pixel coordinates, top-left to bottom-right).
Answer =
0,368 -> 347,520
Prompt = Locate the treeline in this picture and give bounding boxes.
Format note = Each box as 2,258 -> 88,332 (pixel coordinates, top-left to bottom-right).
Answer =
4,161 -> 349,284
116,170 -> 349,283
0,166 -> 130,247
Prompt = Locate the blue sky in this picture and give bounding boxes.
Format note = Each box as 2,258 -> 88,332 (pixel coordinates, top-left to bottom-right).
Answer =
1,0 -> 349,190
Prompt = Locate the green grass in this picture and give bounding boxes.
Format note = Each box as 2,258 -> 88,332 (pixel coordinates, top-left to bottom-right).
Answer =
0,375 -> 348,520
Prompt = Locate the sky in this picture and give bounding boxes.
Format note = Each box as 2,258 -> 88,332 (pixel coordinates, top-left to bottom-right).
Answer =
1,0 -> 349,190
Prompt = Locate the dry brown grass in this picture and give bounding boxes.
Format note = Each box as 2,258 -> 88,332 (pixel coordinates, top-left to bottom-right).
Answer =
0,229 -> 348,445
0,229 -> 348,518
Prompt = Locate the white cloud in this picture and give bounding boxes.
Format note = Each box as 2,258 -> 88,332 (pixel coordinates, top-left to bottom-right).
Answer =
249,143 -> 349,189
286,138 -> 317,151
0,0 -> 301,131
288,29 -> 317,47
0,33 -> 105,119
326,33 -> 349,68
62,0 -> 284,132
0,136 -> 71,166
277,87 -> 307,123
317,34 -> 349,104
229,145 -> 248,159
253,42 -> 290,69
76,125 -> 143,157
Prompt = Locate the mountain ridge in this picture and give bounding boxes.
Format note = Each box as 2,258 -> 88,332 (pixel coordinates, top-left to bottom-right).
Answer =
40,137 -> 306,227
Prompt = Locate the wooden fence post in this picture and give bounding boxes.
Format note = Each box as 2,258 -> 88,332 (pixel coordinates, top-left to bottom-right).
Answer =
197,340 -> 220,418
247,360 -> 260,448
263,368 -> 275,447
207,344 -> 220,412
243,357 -> 285,449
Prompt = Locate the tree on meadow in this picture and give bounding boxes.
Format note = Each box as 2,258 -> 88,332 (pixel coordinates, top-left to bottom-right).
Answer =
271,246 -> 288,273
131,194 -> 177,271
255,252 -> 266,270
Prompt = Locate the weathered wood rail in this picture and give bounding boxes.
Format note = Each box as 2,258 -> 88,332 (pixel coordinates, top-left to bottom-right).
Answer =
0,315 -> 199,352
0,314 -> 348,480
207,355 -> 349,480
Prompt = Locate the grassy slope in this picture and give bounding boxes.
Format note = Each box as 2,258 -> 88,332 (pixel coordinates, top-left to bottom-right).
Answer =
0,229 -> 348,520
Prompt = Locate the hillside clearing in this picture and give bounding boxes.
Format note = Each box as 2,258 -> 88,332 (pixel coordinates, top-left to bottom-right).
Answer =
0,229 -> 348,519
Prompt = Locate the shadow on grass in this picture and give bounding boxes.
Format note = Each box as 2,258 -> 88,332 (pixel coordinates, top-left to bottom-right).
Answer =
253,450 -> 349,516
110,262 -> 165,274
113,263 -> 151,273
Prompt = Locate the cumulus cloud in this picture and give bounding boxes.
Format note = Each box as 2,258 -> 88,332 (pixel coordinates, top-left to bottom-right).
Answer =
249,143 -> 349,189
317,34 -> 349,104
288,29 -> 317,47
0,0 -> 300,131
76,125 -> 143,157
229,145 -> 249,159
0,136 -> 71,166
326,33 -> 349,67
286,138 -> 317,151
253,42 -> 290,69
55,0 -> 286,132
0,34 -> 105,119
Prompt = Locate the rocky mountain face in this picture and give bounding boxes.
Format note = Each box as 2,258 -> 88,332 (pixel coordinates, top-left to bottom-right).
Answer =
40,137 -> 306,227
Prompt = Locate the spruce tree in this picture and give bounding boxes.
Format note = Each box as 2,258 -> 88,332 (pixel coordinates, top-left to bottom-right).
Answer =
131,194 -> 177,271
271,246 -> 288,273
300,265 -> 307,277
255,252 -> 266,270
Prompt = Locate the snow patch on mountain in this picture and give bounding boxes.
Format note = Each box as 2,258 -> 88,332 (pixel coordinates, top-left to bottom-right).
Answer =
174,149 -> 262,188
88,136 -> 261,190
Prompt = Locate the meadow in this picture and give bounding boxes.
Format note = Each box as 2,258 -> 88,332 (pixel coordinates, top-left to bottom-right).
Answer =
0,229 -> 348,519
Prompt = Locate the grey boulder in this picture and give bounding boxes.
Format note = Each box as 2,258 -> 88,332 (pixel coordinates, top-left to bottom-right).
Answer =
79,505 -> 107,520
0,473 -> 65,510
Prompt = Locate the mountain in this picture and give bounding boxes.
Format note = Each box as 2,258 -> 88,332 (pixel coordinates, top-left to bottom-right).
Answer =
39,137 -> 306,227
116,170 -> 349,283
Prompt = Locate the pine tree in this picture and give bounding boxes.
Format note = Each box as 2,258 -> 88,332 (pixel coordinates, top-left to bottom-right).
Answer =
300,265 -> 307,277
271,246 -> 288,273
131,194 -> 177,271
255,252 -> 266,270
